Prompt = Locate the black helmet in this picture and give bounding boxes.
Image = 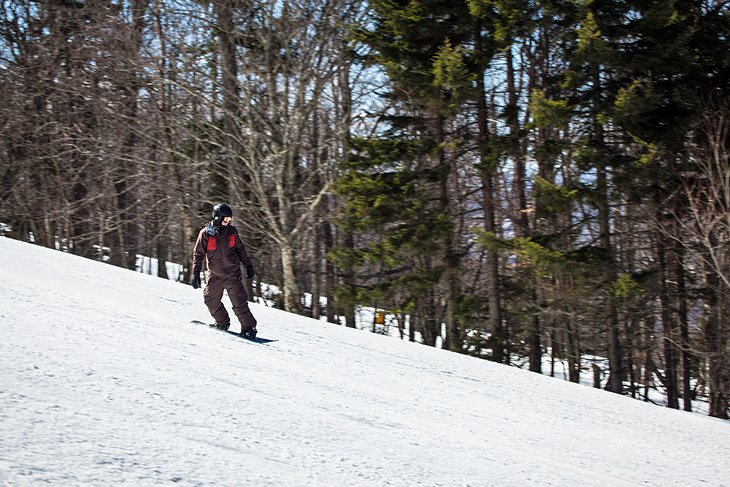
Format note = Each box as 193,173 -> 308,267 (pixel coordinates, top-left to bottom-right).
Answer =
212,203 -> 233,226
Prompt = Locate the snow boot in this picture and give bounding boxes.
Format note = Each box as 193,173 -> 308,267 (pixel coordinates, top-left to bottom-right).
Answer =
215,322 -> 230,331
240,327 -> 257,339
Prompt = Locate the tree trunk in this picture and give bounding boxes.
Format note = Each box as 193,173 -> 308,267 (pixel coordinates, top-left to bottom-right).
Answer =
212,0 -> 240,201
593,63 -> 622,394
705,236 -> 729,419
323,213 -> 338,324
675,244 -> 692,411
566,317 -> 580,383
114,0 -> 149,270
156,237 -> 169,280
280,242 -> 301,313
658,220 -> 679,409
312,228 -> 322,320
529,291 -> 543,374
592,363 -> 602,389
474,30 -> 504,362
435,113 -> 461,353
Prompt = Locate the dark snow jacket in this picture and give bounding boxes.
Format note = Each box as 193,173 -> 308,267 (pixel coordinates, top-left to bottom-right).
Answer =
192,222 -> 252,278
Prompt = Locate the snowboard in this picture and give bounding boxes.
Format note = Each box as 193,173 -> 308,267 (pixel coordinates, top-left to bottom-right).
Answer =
191,320 -> 276,344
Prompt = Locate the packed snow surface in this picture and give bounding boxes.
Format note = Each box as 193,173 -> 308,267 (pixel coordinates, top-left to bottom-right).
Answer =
1,237 -> 728,486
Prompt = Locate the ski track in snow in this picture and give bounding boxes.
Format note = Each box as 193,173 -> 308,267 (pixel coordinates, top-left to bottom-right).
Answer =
1,236 -> 729,486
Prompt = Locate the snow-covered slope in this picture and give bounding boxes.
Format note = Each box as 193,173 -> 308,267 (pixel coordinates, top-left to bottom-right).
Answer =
1,237 -> 728,487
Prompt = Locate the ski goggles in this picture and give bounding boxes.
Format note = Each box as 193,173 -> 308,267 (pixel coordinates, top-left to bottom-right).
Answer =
223,216 -> 233,223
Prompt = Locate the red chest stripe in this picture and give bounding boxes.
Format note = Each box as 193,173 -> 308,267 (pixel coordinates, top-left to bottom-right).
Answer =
229,234 -> 236,249
207,238 -> 217,251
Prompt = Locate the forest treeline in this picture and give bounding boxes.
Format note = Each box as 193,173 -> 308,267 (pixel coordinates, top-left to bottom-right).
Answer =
1,1 -> 728,419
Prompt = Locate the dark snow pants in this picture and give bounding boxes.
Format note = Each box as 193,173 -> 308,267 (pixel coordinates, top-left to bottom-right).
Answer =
204,273 -> 257,331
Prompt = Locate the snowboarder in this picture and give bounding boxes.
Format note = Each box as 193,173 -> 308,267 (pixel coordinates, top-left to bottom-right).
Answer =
191,203 -> 258,339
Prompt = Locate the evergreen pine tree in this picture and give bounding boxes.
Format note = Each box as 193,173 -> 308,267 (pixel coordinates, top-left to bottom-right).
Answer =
337,0 -> 473,348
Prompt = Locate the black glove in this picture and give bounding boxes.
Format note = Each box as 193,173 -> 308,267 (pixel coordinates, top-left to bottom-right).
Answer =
191,272 -> 201,289
245,265 -> 255,279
